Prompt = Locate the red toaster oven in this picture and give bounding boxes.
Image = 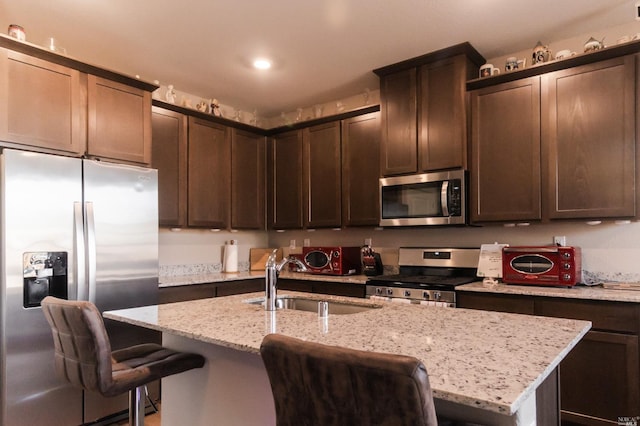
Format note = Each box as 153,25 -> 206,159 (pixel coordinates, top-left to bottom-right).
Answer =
502,246 -> 581,287
301,246 -> 362,275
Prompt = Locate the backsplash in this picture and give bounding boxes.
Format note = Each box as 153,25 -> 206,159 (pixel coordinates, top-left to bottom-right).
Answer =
160,262 -> 251,277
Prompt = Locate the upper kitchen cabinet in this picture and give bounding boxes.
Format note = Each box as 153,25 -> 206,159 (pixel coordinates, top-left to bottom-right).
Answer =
374,43 -> 484,176
268,129 -> 304,229
542,56 -> 636,220
231,129 -> 266,229
151,107 -> 187,227
0,48 -> 86,155
303,121 -> 342,228
87,75 -> 152,165
0,37 -> 156,165
188,117 -> 231,229
342,111 -> 381,226
468,44 -> 640,224
469,77 -> 541,223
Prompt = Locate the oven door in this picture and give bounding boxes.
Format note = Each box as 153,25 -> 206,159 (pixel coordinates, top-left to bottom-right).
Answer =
379,170 -> 466,226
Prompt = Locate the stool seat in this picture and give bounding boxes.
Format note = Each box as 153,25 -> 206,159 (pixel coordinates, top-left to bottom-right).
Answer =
41,296 -> 205,425
260,333 -> 439,426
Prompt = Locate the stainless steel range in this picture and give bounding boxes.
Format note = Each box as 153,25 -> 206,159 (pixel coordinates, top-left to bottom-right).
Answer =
365,247 -> 480,307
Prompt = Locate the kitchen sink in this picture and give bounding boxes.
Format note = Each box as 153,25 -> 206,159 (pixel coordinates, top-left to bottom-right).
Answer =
244,296 -> 379,315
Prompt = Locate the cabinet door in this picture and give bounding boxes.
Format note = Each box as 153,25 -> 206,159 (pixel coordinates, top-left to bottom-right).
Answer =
470,77 -> 541,223
187,117 -> 230,228
419,55 -> 467,171
379,68 -> 418,176
0,48 -> 85,154
231,129 -> 265,229
342,112 -> 381,226
268,130 -> 303,229
304,121 -> 341,228
559,330 -> 640,425
542,56 -> 636,219
151,107 -> 187,227
87,75 -> 152,164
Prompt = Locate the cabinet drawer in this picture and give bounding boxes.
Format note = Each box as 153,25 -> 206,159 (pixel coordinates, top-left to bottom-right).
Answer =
535,298 -> 639,333
457,292 -> 535,314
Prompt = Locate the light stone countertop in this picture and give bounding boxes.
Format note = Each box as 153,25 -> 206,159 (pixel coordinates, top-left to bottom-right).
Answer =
105,291 -> 590,416
458,281 -> 640,303
159,270 -> 368,287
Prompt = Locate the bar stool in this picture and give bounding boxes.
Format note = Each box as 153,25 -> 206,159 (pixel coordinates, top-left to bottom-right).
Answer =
41,296 -> 205,426
260,333 -> 439,426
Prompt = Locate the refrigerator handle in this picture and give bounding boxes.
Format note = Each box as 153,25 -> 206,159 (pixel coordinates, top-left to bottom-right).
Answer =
74,202 -> 87,301
85,202 -> 97,304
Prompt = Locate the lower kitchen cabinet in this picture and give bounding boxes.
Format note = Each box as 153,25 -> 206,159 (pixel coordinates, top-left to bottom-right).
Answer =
215,280 -> 264,297
280,279 -> 365,298
457,292 -> 640,425
159,279 -> 264,304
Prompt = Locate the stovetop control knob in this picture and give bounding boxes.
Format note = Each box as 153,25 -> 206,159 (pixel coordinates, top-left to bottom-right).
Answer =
433,291 -> 442,301
375,287 -> 383,295
403,290 -> 411,297
386,288 -> 394,296
422,291 -> 430,300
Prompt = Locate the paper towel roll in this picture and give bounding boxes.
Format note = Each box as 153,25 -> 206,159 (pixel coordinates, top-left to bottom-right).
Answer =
223,240 -> 238,273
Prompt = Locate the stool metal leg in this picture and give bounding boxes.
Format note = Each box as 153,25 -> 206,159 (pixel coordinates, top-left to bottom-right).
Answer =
129,385 -> 146,426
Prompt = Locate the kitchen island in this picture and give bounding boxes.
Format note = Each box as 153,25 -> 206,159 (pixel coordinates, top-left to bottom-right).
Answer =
104,291 -> 590,425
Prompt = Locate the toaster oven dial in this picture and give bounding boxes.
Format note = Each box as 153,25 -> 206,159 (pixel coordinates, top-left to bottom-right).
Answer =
332,250 -> 340,258
562,273 -> 572,281
562,263 -> 572,270
562,252 -> 572,259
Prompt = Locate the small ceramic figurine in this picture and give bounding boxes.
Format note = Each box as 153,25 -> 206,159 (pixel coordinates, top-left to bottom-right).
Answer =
584,36 -> 605,52
210,99 -> 221,117
165,85 -> 176,104
196,100 -> 208,112
532,41 -> 551,65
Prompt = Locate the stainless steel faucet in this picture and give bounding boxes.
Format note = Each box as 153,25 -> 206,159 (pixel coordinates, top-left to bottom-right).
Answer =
265,249 -> 307,311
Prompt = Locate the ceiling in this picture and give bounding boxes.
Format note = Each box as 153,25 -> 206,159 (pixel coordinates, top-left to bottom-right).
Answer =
1,0 -> 633,118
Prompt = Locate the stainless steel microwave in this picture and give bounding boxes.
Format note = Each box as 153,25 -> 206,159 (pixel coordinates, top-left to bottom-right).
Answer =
379,169 -> 466,226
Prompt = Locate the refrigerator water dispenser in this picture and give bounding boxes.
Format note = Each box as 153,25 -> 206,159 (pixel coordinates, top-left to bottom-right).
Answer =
23,252 -> 68,308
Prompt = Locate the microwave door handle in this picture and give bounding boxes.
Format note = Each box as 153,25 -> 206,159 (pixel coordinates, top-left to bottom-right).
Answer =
441,181 -> 450,216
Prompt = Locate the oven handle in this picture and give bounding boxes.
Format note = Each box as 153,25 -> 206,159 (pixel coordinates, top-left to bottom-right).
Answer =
441,181 -> 450,216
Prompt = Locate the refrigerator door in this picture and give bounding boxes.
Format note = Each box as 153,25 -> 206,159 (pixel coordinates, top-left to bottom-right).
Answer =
81,159 -> 160,422
1,149 -> 83,426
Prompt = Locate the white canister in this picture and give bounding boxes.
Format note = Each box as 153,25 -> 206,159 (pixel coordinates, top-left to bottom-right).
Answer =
223,240 -> 238,273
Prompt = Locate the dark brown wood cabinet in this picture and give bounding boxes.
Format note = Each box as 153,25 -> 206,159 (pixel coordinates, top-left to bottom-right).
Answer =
379,68 -> 418,176
268,129 -> 304,229
151,107 -> 187,227
375,43 -> 483,177
87,75 -> 152,164
542,56 -> 637,220
188,117 -> 231,228
231,129 -> 266,229
341,111 -> 381,226
0,48 -> 86,154
469,77 -> 542,223
304,121 -> 342,228
469,52 -> 639,223
457,291 -> 640,425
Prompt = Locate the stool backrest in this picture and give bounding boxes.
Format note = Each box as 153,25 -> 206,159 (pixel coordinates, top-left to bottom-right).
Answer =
260,334 -> 438,426
41,296 -> 113,395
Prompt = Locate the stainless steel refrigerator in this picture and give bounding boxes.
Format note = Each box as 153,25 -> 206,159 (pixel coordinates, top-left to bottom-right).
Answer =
0,148 -> 159,425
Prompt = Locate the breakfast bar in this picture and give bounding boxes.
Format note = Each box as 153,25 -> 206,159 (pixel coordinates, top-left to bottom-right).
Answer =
105,292 -> 591,425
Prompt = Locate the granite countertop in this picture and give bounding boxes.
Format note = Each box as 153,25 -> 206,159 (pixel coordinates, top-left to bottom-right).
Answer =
458,281 -> 640,303
159,270 -> 369,288
105,291 -> 590,416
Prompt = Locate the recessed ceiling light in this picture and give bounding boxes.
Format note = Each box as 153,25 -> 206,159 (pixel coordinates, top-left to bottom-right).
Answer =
253,58 -> 272,70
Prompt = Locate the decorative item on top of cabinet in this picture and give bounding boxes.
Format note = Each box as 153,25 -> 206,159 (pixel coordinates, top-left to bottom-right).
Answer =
0,48 -> 86,155
341,111 -> 380,226
231,128 -> 266,230
303,121 -> 342,228
268,129 -> 304,230
87,75 -> 152,165
469,76 -> 541,224
374,42 -> 484,177
151,107 -> 187,227
187,117 -> 231,229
